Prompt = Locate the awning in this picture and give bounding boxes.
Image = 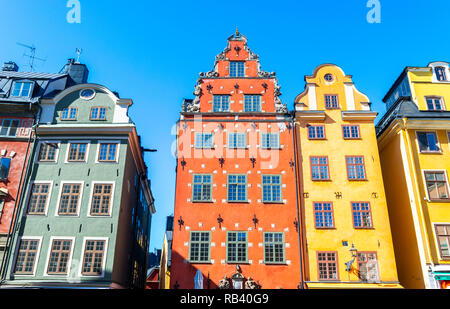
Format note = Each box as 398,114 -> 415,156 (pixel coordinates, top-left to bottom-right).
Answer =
434,273 -> 450,281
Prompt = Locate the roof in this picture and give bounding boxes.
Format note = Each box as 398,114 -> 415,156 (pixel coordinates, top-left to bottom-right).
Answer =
0,71 -> 67,80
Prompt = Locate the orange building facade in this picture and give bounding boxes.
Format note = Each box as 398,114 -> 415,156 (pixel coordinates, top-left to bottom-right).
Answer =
170,31 -> 303,289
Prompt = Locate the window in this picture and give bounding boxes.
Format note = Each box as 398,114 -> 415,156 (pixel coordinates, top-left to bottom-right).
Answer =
227,174 -> 247,202
310,156 -> 329,180
11,82 -> 33,97
80,88 -> 96,100
90,107 -> 107,120
244,95 -> 261,112
325,94 -> 339,109
426,97 -> 444,111
435,225 -> 450,258
417,132 -> 440,152
189,231 -> 210,263
90,183 -> 113,216
324,74 -> 333,82
435,67 -> 447,81
264,232 -> 285,264
14,239 -> 40,275
352,202 -> 373,228
317,251 -> 338,280
192,174 -> 212,202
343,125 -> 360,139
357,252 -> 379,282
262,175 -> 282,203
81,239 -> 106,276
228,132 -> 246,149
27,183 -> 51,215
194,133 -> 213,149
308,125 -> 325,140
0,157 -> 11,180
0,119 -> 20,137
47,239 -> 73,275
261,132 -> 280,149
98,143 -> 118,162
314,202 -> 334,228
67,143 -> 87,162
213,95 -> 230,112
227,231 -> 247,263
346,156 -> 366,180
38,142 -> 58,162
424,171 -> 449,200
58,183 -> 81,216
229,61 -> 244,77
61,107 -> 77,120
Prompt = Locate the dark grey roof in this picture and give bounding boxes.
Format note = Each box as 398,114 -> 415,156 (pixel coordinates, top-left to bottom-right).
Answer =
0,71 -> 66,80
376,96 -> 450,136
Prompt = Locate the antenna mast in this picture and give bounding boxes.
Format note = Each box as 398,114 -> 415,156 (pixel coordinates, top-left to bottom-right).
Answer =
16,42 -> 46,71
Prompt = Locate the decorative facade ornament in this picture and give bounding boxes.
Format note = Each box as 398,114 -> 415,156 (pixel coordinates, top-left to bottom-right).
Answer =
218,276 -> 230,289
245,277 -> 261,289
200,70 -> 219,78
258,70 -> 275,78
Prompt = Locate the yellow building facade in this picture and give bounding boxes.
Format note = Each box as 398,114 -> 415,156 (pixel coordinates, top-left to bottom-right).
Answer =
377,62 -> 450,289
294,64 -> 401,288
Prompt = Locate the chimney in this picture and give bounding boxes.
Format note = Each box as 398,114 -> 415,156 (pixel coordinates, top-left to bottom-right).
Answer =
2,61 -> 19,72
63,58 -> 89,85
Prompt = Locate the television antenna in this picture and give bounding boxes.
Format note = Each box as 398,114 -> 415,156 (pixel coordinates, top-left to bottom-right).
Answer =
16,42 -> 46,71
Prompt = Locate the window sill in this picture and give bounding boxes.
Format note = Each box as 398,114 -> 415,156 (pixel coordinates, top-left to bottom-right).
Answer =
263,262 -> 288,265
348,179 -> 368,181
226,261 -> 250,265
227,200 -> 249,203
189,261 -> 213,265
262,201 -> 284,205
419,151 -> 443,154
312,179 -> 332,182
343,138 -> 362,140
427,198 -> 450,203
192,200 -> 214,203
354,227 -> 375,230
315,227 -> 336,230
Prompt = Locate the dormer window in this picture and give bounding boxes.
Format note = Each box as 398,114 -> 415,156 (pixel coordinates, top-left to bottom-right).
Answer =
229,61 -> 245,77
11,81 -> 33,97
435,66 -> 447,81
61,107 -> 78,120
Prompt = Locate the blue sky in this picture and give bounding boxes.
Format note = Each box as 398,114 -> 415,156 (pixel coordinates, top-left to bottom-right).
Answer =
1,0 -> 449,255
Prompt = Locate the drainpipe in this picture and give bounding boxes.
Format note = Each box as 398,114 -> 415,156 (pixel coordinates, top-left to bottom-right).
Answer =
291,113 -> 305,289
0,103 -> 41,283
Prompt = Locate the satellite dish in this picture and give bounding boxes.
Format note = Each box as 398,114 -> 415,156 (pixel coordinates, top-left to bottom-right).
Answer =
194,270 -> 203,289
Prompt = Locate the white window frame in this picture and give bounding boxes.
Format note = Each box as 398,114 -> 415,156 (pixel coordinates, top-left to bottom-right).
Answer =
54,181 -> 85,217
12,236 -> 43,277
421,169 -> 450,201
35,140 -> 61,164
11,81 -> 34,98
194,132 -> 214,149
43,236 -> 76,277
78,237 -> 109,278
95,140 -> 120,164
24,180 -> 54,217
0,118 -> 21,137
432,222 -> 450,260
87,181 -> 116,217
415,131 -> 442,154
64,141 -> 90,164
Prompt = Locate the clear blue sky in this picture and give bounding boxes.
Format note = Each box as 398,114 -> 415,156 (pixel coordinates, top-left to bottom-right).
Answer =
1,0 -> 449,256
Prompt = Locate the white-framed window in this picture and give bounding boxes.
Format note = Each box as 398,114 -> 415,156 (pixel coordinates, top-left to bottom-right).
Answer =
229,61 -> 245,77
25,181 -> 54,216
11,81 -> 33,97
95,140 -> 120,163
12,236 -> 42,276
55,181 -> 84,217
79,237 -> 108,277
194,133 -> 214,149
213,95 -> 230,112
435,66 -> 448,82
244,95 -> 261,112
43,236 -> 75,276
228,132 -> 247,149
87,181 -> 115,217
425,97 -> 445,111
65,141 -> 90,163
260,132 -> 280,149
0,119 -> 20,137
416,131 -> 441,153
36,141 -> 61,163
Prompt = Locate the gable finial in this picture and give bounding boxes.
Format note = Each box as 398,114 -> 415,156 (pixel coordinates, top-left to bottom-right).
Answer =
235,26 -> 240,37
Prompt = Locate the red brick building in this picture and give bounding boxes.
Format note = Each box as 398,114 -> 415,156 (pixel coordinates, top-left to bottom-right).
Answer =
171,31 -> 303,289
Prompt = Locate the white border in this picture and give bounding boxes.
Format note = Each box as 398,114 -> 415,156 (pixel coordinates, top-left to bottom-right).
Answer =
54,181 -> 85,217
11,236 -> 43,277
94,140 -> 120,164
43,236 -> 76,277
421,169 -> 450,201
23,180 -> 54,217
64,140 -> 90,164
86,181 -> 116,217
35,140 -> 61,164
78,237 -> 109,278
414,131 -> 442,154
